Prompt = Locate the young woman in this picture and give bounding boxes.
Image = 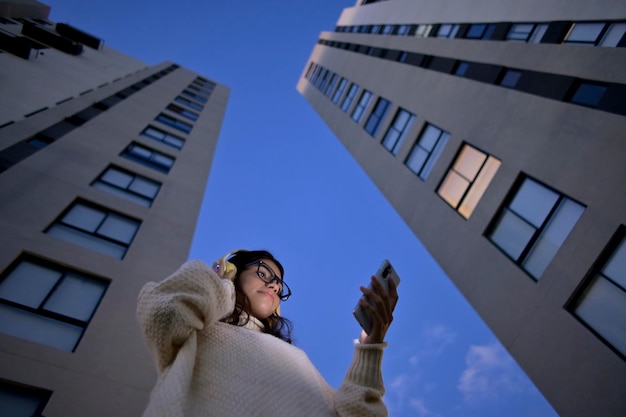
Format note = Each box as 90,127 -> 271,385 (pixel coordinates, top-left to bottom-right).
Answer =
137,249 -> 398,417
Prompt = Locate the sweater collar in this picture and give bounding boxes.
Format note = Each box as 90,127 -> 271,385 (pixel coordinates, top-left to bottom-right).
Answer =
240,314 -> 264,332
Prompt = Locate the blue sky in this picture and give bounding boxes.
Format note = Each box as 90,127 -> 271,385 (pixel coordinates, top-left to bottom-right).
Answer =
49,1 -> 558,416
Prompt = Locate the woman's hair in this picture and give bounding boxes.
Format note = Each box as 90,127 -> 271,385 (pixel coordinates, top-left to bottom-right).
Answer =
220,250 -> 293,344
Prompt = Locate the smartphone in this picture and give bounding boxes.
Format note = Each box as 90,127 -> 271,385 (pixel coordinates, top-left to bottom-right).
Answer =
353,259 -> 401,335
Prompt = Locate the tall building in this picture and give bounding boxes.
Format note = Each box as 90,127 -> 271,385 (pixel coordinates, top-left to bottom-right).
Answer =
298,1 -> 626,416
0,2 -> 229,416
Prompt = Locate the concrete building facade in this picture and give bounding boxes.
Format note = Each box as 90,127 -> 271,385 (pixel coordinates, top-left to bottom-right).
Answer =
0,2 -> 229,416
297,1 -> 626,416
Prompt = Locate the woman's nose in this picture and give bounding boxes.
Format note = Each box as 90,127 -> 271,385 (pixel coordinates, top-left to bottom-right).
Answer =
266,280 -> 279,294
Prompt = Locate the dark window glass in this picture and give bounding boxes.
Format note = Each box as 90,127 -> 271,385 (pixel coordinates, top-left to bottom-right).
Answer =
570,82 -> 608,107
364,98 -> 391,137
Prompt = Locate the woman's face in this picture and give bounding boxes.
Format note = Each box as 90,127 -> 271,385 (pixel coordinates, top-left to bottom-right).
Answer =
239,259 -> 282,320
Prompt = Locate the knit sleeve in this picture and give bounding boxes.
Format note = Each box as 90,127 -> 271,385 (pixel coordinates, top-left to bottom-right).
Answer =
136,260 -> 235,372
334,341 -> 389,417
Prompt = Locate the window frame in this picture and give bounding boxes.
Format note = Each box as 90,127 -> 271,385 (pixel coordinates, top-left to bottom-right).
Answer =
351,89 -> 373,123
364,97 -> 391,137
381,108 -> 416,155
404,123 -> 450,180
120,142 -> 175,173
91,165 -> 161,207
341,83 -> 359,113
140,126 -> 185,150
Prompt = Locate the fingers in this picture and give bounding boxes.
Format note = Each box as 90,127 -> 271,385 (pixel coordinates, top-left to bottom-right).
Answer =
359,275 -> 398,344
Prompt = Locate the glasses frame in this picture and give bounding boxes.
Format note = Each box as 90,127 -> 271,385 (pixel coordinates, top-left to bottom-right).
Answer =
244,260 -> 292,301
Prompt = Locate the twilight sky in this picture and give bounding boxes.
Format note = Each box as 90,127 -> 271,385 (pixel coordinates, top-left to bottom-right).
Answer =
48,1 -> 558,416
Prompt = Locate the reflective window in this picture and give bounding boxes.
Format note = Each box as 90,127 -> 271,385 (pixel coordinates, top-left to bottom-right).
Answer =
499,69 -> 522,88
332,78 -> 348,104
46,201 -> 141,259
466,24 -> 495,39
599,22 -> 626,47
0,379 -> 51,416
317,69 -> 330,90
174,96 -> 204,112
121,142 -> 175,173
397,25 -> 410,36
454,61 -> 469,76
341,83 -> 359,112
155,113 -> 193,134
181,89 -> 208,104
364,97 -> 390,137
437,24 -> 460,38
381,108 -> 415,155
438,144 -> 501,219
506,23 -> 548,43
92,166 -> 161,207
351,90 -> 373,123
571,228 -> 626,357
141,126 -> 185,149
0,257 -> 108,351
166,104 -> 198,122
487,177 -> 585,279
569,82 -> 608,107
324,73 -> 339,97
405,123 -> 450,180
564,22 -> 606,45
415,24 -> 433,37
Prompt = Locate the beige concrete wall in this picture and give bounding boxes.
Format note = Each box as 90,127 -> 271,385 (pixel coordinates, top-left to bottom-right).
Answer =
298,1 -> 626,416
0,61 -> 229,416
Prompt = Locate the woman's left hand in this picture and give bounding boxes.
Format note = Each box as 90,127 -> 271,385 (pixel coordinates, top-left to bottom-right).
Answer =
358,275 -> 399,344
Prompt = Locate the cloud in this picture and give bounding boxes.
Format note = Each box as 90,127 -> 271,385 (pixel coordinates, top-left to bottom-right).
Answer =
457,343 -> 526,404
410,323 -> 457,365
408,398 -> 432,417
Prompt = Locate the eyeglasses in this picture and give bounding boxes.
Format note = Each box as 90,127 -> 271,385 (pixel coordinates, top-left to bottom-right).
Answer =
244,260 -> 292,301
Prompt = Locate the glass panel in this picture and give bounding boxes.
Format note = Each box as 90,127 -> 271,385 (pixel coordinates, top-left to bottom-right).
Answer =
567,22 -> 605,43
501,70 -> 521,88
381,130 -> 400,152
98,213 -> 138,244
405,146 -> 428,175
129,177 -> 159,198
599,23 -> 626,47
571,83 -> 607,107
128,145 -> 152,159
523,198 -> 584,278
142,127 -> 164,140
61,204 -> 105,233
604,238 -> 626,288
528,24 -> 548,43
453,145 -> 486,180
0,261 -> 60,308
100,168 -> 133,188
394,110 -> 410,129
459,157 -> 501,219
420,132 -> 449,180
507,23 -> 533,41
509,178 -> 559,227
163,135 -> 184,149
0,385 -> 45,417
0,304 -> 82,351
44,273 -> 106,321
47,225 -> 126,259
419,125 -> 442,151
92,182 -> 151,207
576,277 -> 626,356
152,153 -> 174,167
490,210 -> 536,260
438,171 -> 469,208
467,24 -> 485,38
438,24 -> 452,37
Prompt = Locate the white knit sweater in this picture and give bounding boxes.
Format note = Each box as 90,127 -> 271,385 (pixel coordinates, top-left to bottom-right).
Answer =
137,260 -> 389,417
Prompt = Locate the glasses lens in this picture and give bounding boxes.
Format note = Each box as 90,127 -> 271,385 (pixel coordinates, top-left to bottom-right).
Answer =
256,262 -> 290,300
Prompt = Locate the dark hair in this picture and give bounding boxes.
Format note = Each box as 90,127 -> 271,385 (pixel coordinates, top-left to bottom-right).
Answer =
220,250 -> 293,344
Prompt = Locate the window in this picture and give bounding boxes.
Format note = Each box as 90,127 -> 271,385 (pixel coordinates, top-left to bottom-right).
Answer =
466,24 -> 495,39
0,257 -> 108,351
341,83 -> 359,112
382,25 -> 394,35
0,380 -> 52,416
304,62 -> 315,79
438,144 -> 501,219
569,81 -> 608,107
46,201 -> 141,259
324,73 -> 339,97
381,108 -> 415,155
454,61 -> 469,76
564,22 -> 606,45
181,90 -> 208,104
92,166 -> 161,207
405,123 -> 450,180
570,227 -> 626,357
397,25 -> 410,36
499,69 -> 522,88
332,78 -> 348,104
415,24 -> 433,37
141,126 -> 185,149
437,24 -> 460,38
187,84 -> 211,98
487,176 -> 585,279
364,97 -> 391,137
506,23 -> 548,43
155,113 -> 193,134
166,103 -> 199,122
351,90 -> 373,123
317,69 -> 330,90
599,22 -> 626,47
120,142 -> 175,173
174,96 -> 204,112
